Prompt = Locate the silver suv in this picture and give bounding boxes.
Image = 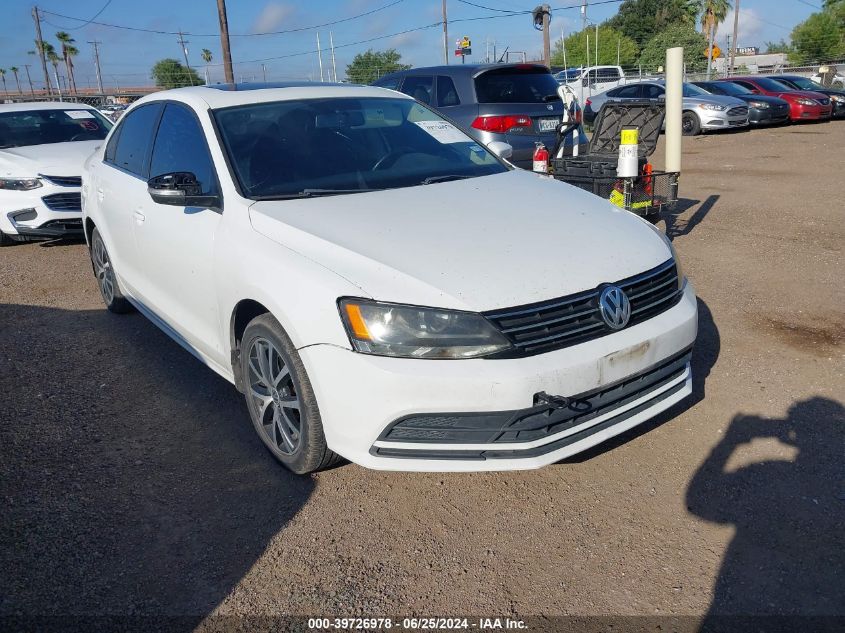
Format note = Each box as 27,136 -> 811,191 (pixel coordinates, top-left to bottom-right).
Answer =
374,63 -> 588,168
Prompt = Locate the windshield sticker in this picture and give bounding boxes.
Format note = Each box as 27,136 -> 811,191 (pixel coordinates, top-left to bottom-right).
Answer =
65,110 -> 95,119
414,120 -> 468,144
469,143 -> 485,154
79,120 -> 100,131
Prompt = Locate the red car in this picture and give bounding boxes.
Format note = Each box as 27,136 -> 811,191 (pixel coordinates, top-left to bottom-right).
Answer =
719,76 -> 833,122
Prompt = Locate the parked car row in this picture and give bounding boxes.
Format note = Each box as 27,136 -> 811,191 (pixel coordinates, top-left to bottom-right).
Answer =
583,75 -> 844,135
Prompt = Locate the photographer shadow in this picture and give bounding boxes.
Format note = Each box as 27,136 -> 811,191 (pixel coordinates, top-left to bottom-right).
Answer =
687,397 -> 845,628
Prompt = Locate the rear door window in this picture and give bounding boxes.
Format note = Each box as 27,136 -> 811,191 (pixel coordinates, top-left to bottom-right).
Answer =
615,85 -> 642,98
598,68 -> 621,81
400,76 -> 434,105
643,84 -> 665,99
436,76 -> 461,107
109,103 -> 163,177
474,68 -> 560,103
373,76 -> 401,90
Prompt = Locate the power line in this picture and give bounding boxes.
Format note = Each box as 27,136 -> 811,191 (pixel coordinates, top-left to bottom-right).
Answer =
455,0 -> 528,13
39,0 -> 406,38
59,0 -> 114,30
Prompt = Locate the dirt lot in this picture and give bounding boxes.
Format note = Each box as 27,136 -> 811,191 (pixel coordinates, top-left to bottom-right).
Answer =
1,121 -> 843,630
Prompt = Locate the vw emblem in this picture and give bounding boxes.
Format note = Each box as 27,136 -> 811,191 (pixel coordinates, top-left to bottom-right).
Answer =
598,285 -> 631,330
546,104 -> 554,110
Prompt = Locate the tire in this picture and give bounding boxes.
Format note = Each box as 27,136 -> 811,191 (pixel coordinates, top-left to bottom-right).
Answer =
90,227 -> 134,314
240,313 -> 341,474
682,111 -> 701,136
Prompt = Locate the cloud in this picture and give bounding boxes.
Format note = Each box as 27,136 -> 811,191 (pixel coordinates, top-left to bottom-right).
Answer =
252,2 -> 296,34
720,7 -> 764,46
390,31 -> 424,49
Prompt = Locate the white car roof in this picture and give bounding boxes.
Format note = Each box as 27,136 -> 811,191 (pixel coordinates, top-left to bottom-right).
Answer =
0,101 -> 99,113
131,83 -> 413,112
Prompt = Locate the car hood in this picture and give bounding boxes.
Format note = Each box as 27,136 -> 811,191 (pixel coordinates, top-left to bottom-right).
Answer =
772,89 -> 828,101
0,140 -> 101,178
686,94 -> 745,108
248,170 -> 672,312
734,94 -> 788,105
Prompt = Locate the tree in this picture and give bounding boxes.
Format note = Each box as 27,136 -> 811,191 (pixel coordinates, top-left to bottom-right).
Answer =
552,26 -> 639,67
765,39 -> 793,54
9,66 -> 21,94
201,49 -> 213,85
790,11 -> 844,62
56,32 -> 78,93
345,49 -> 410,84
0,69 -> 6,95
606,0 -> 699,48
151,58 -> 202,89
639,22 -> 709,71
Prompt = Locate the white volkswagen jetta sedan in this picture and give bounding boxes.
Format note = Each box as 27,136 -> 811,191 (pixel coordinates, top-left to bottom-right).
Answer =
82,83 -> 697,474
0,102 -> 111,245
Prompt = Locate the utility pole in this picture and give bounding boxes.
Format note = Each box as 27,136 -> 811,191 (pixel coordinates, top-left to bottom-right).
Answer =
216,0 -> 234,85
32,6 -> 51,95
542,6 -> 551,68
316,33 -> 324,81
442,0 -> 449,65
177,31 -> 192,72
261,63 -> 266,82
581,0 -> 587,32
89,40 -> 104,94
23,64 -> 35,95
729,0 -> 740,76
330,31 -> 337,82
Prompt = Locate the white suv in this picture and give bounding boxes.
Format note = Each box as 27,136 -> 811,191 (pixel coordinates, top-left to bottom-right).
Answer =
0,102 -> 111,245
82,83 -> 697,474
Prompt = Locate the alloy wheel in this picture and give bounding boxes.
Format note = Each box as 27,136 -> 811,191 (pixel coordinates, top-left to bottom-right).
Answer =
247,337 -> 302,455
92,236 -> 115,305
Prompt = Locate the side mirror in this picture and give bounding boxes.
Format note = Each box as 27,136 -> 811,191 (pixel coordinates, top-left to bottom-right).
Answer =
487,141 -> 513,160
147,172 -> 220,210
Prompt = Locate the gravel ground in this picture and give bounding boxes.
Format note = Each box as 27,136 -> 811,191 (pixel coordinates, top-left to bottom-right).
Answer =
1,121 -> 843,630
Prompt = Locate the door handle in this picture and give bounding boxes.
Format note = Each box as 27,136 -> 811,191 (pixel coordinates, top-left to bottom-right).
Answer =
133,209 -> 145,225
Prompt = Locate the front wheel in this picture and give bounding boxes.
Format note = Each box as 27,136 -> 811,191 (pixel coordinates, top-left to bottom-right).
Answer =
682,111 -> 701,136
90,227 -> 133,313
241,313 -> 341,474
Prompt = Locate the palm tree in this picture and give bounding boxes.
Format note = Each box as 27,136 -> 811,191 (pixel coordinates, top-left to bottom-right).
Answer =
201,48 -> 212,85
9,66 -> 21,94
44,43 -> 63,95
0,69 -> 7,95
56,31 -> 78,93
698,0 -> 731,75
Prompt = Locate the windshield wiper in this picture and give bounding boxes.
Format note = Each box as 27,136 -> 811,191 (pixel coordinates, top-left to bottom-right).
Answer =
419,175 -> 474,186
542,94 -> 562,102
253,187 -> 383,200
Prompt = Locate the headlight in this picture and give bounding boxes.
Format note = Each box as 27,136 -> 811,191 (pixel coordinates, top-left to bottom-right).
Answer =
749,100 -> 769,109
830,94 -> 845,103
0,177 -> 42,191
699,103 -> 727,111
338,299 -> 512,359
797,98 -> 817,106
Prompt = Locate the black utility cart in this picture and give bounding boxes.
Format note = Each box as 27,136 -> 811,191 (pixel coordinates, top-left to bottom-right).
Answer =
550,101 -> 679,223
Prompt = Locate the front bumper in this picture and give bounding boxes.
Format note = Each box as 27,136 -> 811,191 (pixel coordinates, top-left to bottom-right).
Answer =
790,103 -> 832,120
0,185 -> 83,239
749,106 -> 791,125
700,110 -> 748,131
301,281 -> 698,471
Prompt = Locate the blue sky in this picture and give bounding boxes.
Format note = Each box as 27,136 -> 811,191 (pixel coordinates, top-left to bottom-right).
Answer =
0,0 -> 816,89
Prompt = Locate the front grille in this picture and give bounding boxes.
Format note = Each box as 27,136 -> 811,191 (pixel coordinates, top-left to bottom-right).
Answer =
40,219 -> 83,231
41,192 -> 82,212
484,259 -> 681,356
818,98 -> 830,106
373,348 -> 692,459
41,175 -> 82,187
727,106 -> 748,117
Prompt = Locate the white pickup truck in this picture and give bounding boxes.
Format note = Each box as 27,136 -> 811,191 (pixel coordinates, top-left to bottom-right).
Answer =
554,65 -> 627,104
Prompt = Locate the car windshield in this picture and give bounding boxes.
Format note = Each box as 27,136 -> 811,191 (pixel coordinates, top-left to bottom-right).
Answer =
214,97 -> 508,200
475,67 -> 561,103
753,77 -> 794,92
554,69 -> 581,81
712,82 -> 750,96
682,83 -> 709,97
780,76 -> 823,91
0,109 -> 112,149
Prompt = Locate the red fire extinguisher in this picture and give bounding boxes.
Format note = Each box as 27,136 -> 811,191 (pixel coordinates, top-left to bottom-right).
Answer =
532,142 -> 549,174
